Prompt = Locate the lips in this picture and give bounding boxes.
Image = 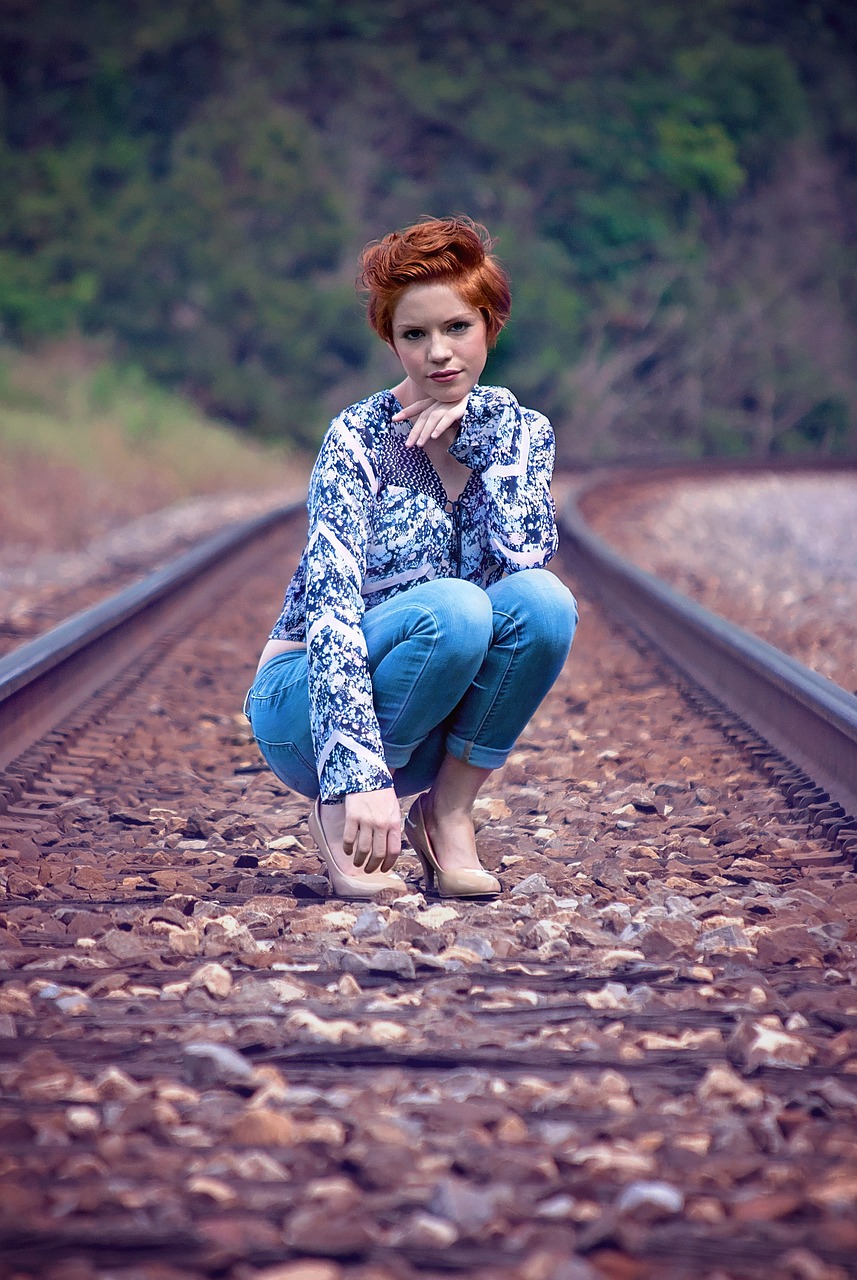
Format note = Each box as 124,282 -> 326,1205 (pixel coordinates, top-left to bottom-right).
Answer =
429,370 -> 461,382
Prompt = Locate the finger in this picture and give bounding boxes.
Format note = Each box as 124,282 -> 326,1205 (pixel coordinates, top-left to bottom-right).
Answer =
393,398 -> 433,423
380,825 -> 402,874
407,410 -> 450,448
355,821 -> 376,868
364,824 -> 389,875
405,414 -> 440,447
342,811 -> 358,860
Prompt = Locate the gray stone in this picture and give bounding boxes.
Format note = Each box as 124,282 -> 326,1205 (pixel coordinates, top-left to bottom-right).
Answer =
183,1041 -> 254,1087
510,873 -> 553,897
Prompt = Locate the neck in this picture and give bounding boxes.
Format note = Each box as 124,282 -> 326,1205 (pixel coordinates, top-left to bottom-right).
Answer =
391,376 -> 418,405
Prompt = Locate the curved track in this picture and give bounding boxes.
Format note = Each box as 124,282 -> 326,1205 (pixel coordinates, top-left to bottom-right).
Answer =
559,464 -> 857,862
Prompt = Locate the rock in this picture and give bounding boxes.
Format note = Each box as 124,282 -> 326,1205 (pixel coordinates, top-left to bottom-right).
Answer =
183,1041 -> 254,1087
696,1064 -> 764,1110
294,1116 -> 346,1146
65,1106 -> 100,1135
583,983 -> 630,1010
429,1176 -> 506,1229
187,1175 -> 237,1205
616,1180 -> 684,1219
454,933 -> 495,959
188,962 -> 233,998
286,1204 -> 375,1253
165,926 -> 202,957
389,1212 -> 459,1247
254,1262 -> 342,1280
203,916 -> 259,955
350,907 -> 387,938
696,923 -> 755,954
365,948 -> 416,979
55,993 -> 91,1015
510,874 -> 553,897
285,1010 -> 358,1044
638,919 -> 697,960
230,1107 -> 295,1146
756,925 -> 824,966
808,1172 -> 857,1211
93,1066 -> 144,1101
735,1019 -> 815,1069
521,919 -> 565,948
420,904 -> 461,928
322,908 -> 359,931
364,1020 -> 409,1046
732,1191 -> 804,1221
472,796 -> 512,825
231,1151 -> 289,1181
266,835 -> 302,851
101,929 -> 151,961
535,1194 -> 577,1220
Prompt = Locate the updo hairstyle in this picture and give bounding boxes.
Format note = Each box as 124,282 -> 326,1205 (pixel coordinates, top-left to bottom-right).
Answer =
358,216 -> 511,349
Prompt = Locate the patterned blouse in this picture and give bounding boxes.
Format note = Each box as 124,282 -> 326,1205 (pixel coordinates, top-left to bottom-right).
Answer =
269,384 -> 559,801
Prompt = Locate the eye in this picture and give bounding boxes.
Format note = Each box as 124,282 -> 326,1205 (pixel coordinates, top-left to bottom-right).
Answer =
448,321 -> 471,334
401,328 -> 424,341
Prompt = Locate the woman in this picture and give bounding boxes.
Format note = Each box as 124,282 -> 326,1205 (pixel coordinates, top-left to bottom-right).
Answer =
245,217 -> 577,899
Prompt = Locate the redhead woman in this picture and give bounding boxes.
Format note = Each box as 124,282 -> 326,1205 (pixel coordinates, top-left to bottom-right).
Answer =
245,217 -> 577,899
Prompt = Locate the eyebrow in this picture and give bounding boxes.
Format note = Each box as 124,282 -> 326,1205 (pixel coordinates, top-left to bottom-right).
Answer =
393,312 -> 473,331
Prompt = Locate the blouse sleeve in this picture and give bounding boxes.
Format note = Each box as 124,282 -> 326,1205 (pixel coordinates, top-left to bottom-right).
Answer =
449,385 -> 559,573
303,411 -> 394,802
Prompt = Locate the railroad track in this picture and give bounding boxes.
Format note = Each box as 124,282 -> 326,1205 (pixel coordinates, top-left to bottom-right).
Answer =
4,463 -> 856,854
1,463 -> 857,1280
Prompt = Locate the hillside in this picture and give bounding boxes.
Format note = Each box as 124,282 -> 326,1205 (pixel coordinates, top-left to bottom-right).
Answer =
1,0 -> 856,459
0,341 -> 304,559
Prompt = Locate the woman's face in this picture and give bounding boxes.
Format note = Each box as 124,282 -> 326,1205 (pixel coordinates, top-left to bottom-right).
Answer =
390,282 -> 488,403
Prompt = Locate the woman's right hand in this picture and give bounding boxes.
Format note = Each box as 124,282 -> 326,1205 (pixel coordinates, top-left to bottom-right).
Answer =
393,392 -> 470,449
343,787 -> 402,874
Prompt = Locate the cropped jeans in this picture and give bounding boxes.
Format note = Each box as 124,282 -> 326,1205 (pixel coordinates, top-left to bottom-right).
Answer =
245,568 -> 578,800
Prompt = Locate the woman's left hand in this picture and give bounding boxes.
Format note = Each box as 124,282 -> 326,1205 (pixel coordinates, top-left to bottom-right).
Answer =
393,392 -> 469,449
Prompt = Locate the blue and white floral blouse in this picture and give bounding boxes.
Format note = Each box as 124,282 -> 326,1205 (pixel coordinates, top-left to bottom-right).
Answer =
269,384 -> 559,801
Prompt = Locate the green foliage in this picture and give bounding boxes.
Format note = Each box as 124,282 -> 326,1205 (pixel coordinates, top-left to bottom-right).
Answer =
0,0 -> 854,455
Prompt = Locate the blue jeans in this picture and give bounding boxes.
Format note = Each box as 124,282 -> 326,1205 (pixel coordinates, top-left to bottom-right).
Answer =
245,569 -> 577,800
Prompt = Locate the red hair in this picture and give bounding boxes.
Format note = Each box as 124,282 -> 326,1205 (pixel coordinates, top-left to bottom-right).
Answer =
358,216 -> 511,348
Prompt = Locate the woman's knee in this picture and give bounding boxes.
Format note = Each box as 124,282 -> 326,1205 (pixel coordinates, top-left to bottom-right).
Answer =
414,578 -> 494,657
492,569 -> 578,651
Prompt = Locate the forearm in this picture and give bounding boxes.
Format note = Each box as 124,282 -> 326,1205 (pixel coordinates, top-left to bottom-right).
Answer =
452,387 -> 559,569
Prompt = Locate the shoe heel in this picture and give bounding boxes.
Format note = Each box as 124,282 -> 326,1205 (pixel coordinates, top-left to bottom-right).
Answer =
405,796 -> 500,900
414,847 -> 436,894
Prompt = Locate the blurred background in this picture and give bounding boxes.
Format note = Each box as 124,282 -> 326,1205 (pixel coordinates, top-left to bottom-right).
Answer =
1,0 -> 856,494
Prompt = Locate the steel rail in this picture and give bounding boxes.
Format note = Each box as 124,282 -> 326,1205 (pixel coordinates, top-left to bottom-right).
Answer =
558,469 -> 857,843
0,503 -> 303,772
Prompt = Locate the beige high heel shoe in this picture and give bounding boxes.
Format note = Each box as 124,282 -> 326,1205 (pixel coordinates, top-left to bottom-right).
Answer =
308,798 -> 407,900
404,795 -> 500,899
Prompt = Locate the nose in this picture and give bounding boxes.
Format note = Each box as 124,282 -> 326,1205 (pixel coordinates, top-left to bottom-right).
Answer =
428,329 -> 452,363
